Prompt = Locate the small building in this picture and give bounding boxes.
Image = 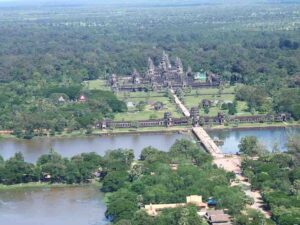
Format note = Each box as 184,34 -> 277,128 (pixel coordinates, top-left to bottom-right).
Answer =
202,99 -> 212,108
144,195 -> 207,216
164,112 -> 173,127
79,95 -> 86,102
194,71 -> 207,82
127,102 -> 135,108
207,198 -> 218,207
204,210 -> 232,225
190,106 -> 200,126
169,164 -> 178,171
154,102 -> 164,110
58,96 -> 65,103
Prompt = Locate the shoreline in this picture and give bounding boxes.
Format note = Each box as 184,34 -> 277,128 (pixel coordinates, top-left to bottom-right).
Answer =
204,122 -> 300,132
0,121 -> 299,140
0,181 -> 101,191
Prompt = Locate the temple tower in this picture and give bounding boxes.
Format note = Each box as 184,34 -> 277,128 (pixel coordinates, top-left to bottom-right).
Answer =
175,57 -> 184,74
131,69 -> 141,84
160,51 -> 171,72
190,107 -> 200,126
147,57 -> 155,79
164,112 -> 173,127
110,74 -> 118,92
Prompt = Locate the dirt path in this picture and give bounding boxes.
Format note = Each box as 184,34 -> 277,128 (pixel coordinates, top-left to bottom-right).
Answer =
171,90 -> 270,218
214,155 -> 270,218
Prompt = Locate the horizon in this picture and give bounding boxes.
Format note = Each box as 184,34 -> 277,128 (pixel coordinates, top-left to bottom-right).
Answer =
0,0 -> 291,7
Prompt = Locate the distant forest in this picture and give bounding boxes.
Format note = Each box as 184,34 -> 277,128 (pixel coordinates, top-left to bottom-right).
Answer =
0,2 -> 300,135
0,3 -> 299,88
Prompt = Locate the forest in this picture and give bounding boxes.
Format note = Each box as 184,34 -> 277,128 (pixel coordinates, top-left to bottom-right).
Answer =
240,135 -> 300,225
0,1 -> 299,225
0,3 -> 300,135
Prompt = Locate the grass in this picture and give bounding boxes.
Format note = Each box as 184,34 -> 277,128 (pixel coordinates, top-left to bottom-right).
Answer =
98,126 -> 191,134
84,79 -> 111,91
205,120 -> 300,130
183,94 -> 235,116
0,182 -> 96,191
115,95 -> 182,121
116,91 -> 165,99
186,86 -> 235,96
183,86 -> 261,117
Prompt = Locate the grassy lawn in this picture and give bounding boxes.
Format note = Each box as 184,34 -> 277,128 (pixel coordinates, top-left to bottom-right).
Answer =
186,86 -> 235,96
84,79 -> 111,91
116,91 -> 165,99
115,95 -> 182,121
183,94 -> 235,116
98,126 -> 191,134
182,86 -> 263,117
0,182 -> 100,191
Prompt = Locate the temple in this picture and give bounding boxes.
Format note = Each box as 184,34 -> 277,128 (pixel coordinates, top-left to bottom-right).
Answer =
108,52 -> 220,92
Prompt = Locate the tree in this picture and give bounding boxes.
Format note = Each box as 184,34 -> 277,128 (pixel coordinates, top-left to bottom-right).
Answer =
204,106 -> 210,114
238,136 -> 266,156
106,189 -> 138,222
136,101 -> 146,111
170,139 -> 198,159
2,152 -> 37,184
234,209 -> 275,225
101,171 -> 129,192
287,135 -> 300,167
213,186 -> 246,215
37,150 -> 67,183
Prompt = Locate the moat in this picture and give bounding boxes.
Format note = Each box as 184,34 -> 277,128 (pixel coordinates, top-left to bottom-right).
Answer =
0,127 -> 299,225
0,127 -> 299,162
0,185 -> 107,225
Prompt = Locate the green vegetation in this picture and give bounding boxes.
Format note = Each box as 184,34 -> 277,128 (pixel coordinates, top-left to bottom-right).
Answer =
0,81 -> 127,139
182,86 -> 237,116
0,2 -> 300,137
114,92 -> 182,121
0,137 -> 297,225
0,150 -> 105,185
241,136 -> 300,225
103,140 -> 248,224
238,136 -> 267,156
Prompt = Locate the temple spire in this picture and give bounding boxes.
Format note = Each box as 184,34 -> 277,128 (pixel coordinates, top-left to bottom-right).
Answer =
175,57 -> 183,74
160,51 -> 171,72
147,57 -> 155,78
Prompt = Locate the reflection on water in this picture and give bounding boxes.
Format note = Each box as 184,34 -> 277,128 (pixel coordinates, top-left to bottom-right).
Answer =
0,133 -> 190,162
0,186 -> 108,225
209,127 -> 300,154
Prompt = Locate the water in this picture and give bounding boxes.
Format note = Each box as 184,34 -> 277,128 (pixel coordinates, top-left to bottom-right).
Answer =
0,127 -> 299,225
0,186 -> 107,225
0,133 -> 190,163
208,127 -> 300,154
0,132 -> 190,225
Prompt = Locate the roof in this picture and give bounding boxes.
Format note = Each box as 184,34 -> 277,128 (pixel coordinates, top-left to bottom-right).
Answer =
209,214 -> 231,223
127,102 -> 134,107
212,223 -> 232,225
194,72 -> 206,81
58,96 -> 65,102
206,210 -> 224,216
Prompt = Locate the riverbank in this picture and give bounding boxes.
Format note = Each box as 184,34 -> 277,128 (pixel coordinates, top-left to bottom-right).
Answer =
0,126 -> 191,140
204,121 -> 300,131
0,181 -> 101,191
0,121 -> 299,140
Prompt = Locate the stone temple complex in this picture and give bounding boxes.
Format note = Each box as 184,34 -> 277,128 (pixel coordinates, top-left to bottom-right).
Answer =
108,52 -> 220,92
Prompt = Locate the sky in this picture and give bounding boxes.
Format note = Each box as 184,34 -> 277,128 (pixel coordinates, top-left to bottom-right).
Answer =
0,0 -> 291,6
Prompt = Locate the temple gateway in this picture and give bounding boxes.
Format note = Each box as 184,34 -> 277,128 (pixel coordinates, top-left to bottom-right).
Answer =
108,52 -> 221,92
